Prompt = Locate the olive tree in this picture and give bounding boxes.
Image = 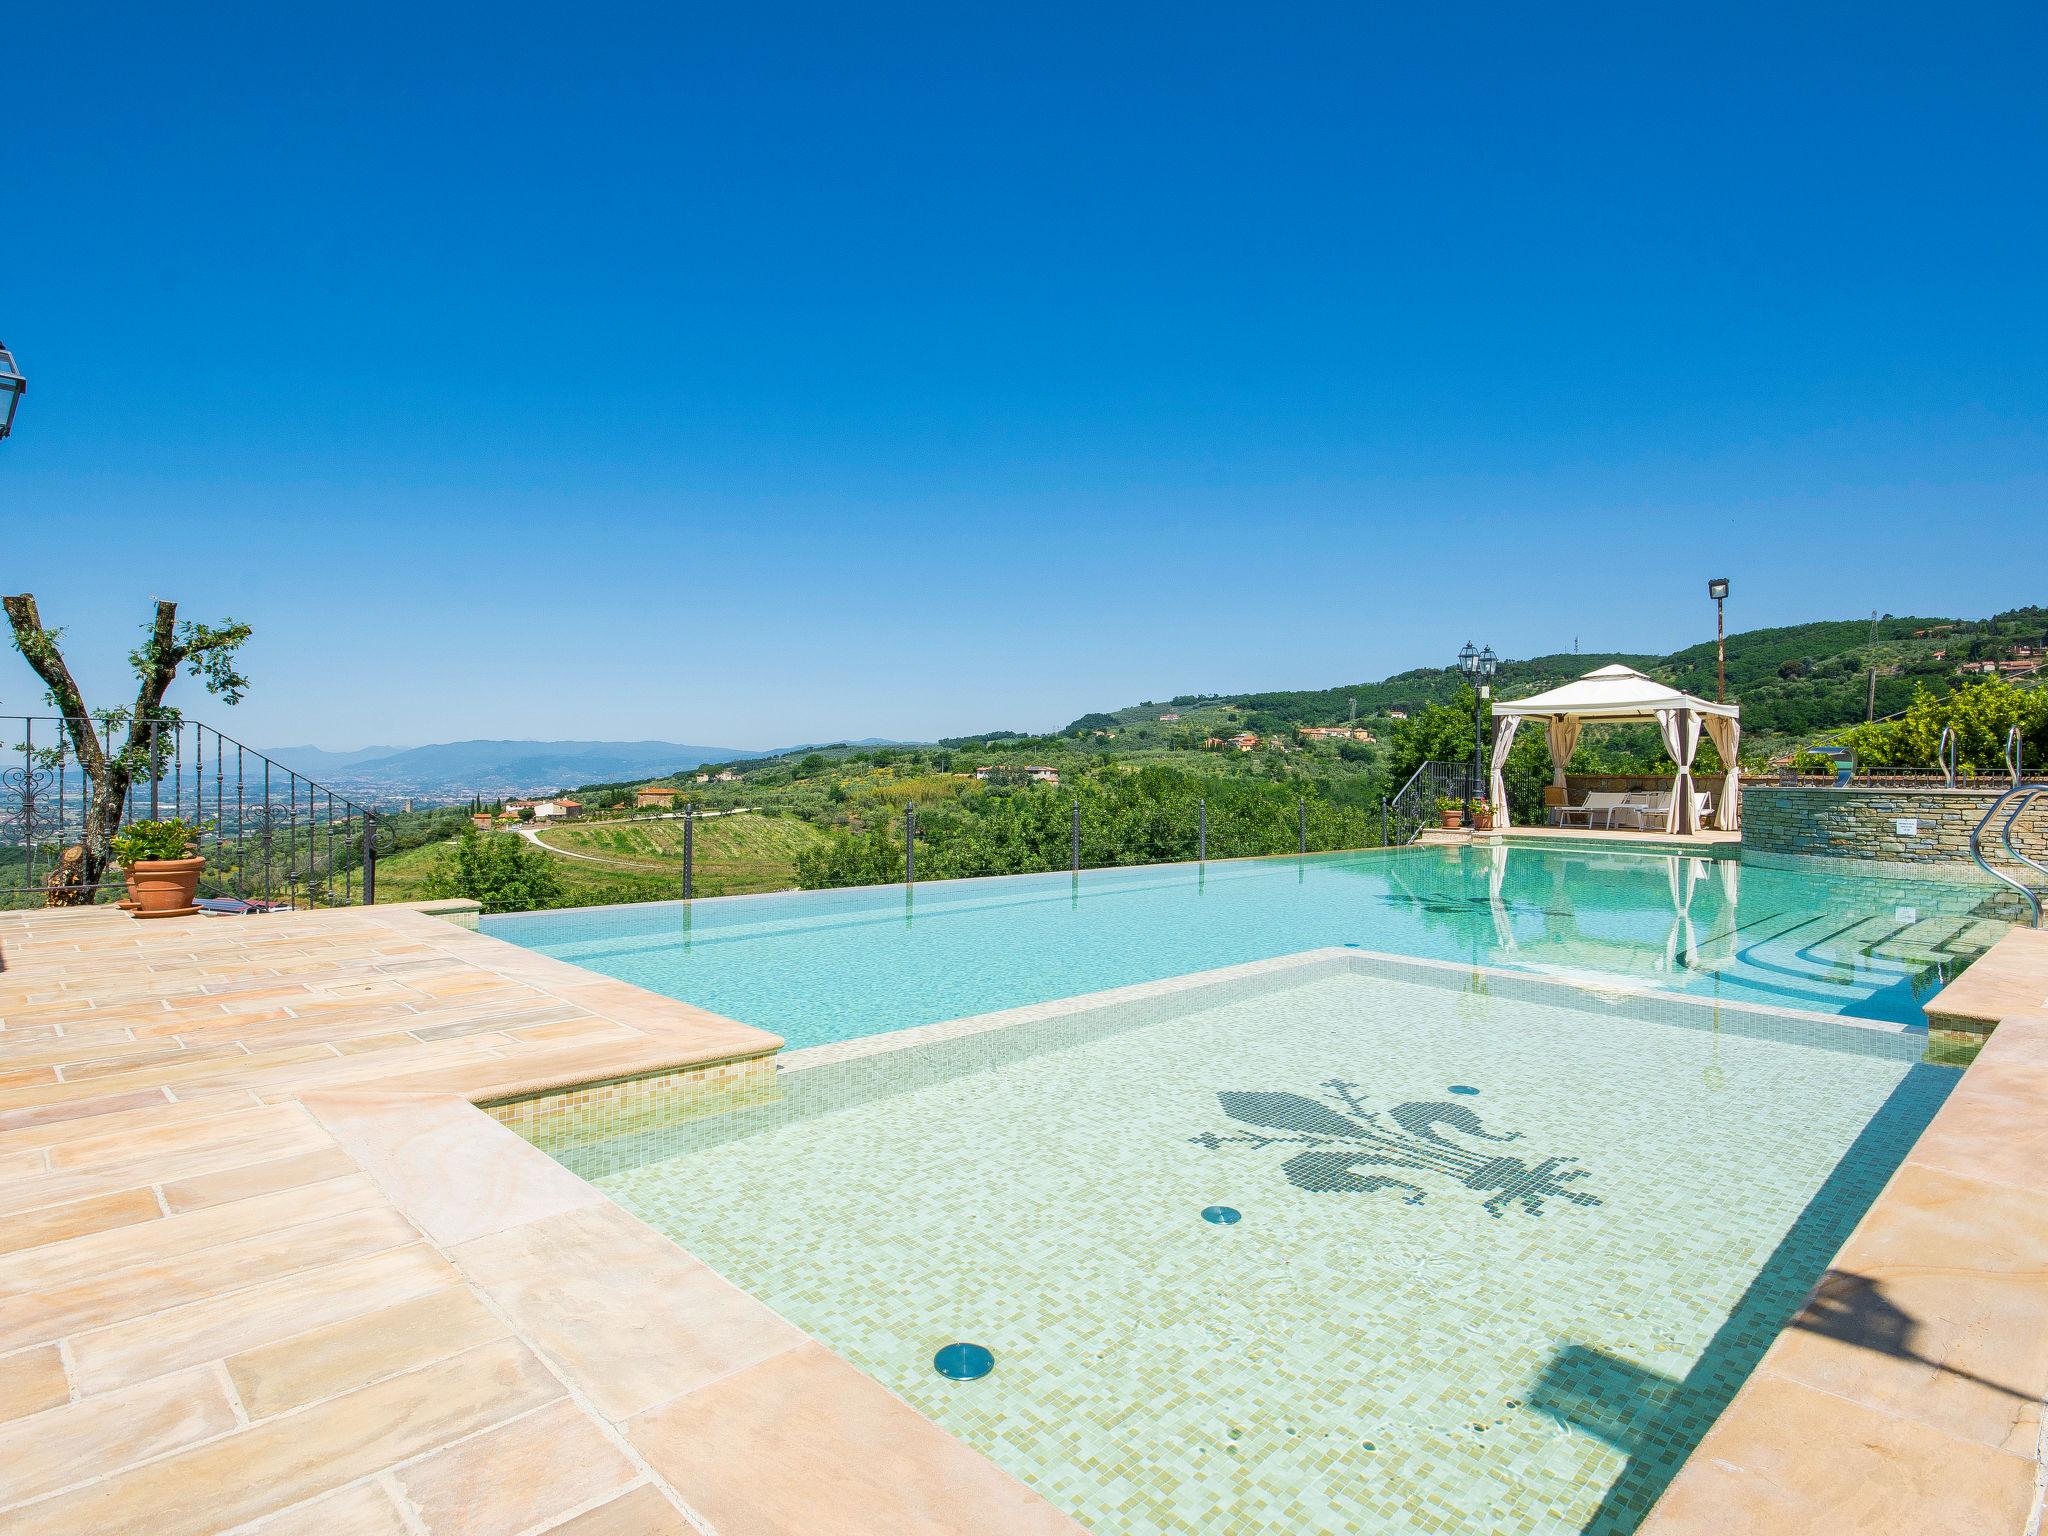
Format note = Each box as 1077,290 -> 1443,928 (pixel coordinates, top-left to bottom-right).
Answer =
3,594 -> 251,904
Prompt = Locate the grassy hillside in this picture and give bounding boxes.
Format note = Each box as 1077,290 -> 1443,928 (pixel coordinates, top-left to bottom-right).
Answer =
372,811 -> 826,908
536,814 -> 827,893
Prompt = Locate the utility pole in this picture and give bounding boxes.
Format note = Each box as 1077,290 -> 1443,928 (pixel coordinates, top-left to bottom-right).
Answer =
1867,610 -> 1879,723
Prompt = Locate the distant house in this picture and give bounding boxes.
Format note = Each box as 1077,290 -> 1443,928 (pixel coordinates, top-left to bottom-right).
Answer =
530,797 -> 580,822
973,765 -> 1061,785
1997,658 -> 2042,676
1299,726 -> 1375,743
1206,732 -> 1260,752
1959,660 -> 1998,674
1386,709 -> 1409,721
1157,712 -> 1181,722
470,813 -> 493,830
713,770 -> 740,783
635,786 -> 678,808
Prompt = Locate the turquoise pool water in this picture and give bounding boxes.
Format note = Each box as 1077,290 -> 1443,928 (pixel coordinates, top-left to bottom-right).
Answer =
485,845 -> 2008,1047
544,955 -> 1958,1535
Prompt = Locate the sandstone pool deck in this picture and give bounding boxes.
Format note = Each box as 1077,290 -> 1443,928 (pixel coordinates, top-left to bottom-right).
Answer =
0,901 -> 1077,1536
1,897 -> 2044,1535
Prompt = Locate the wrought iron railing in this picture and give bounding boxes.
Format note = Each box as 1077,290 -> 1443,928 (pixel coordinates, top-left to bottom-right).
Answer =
1,715 -> 385,910
1383,760 -> 1462,846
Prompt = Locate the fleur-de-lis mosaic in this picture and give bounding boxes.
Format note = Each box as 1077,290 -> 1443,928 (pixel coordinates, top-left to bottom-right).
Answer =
1192,1080 -> 1600,1218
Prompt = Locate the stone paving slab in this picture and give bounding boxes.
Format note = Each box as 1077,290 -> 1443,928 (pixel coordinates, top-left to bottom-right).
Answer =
0,901 -> 1079,1536
1923,926 -> 2048,1033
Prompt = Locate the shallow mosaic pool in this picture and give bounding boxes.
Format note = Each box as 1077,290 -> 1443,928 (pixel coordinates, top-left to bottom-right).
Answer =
485,843 -> 2013,1048
537,954 -> 1956,1535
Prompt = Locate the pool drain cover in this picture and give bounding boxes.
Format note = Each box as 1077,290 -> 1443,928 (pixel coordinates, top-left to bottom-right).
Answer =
933,1343 -> 995,1380
1449,1085 -> 1480,1096
1201,1205 -> 1242,1225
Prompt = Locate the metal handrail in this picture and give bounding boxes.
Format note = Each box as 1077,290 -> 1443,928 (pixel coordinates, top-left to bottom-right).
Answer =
1969,783 -> 2044,928
2006,725 -> 2023,786
1997,790 -> 2048,903
1384,759 -> 1461,846
1939,725 -> 1957,788
1391,758 -> 1435,809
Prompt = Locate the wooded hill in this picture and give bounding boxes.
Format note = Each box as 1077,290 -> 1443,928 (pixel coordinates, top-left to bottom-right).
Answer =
1064,606 -> 2048,748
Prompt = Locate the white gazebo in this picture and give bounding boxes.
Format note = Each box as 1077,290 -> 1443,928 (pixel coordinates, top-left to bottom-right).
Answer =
1487,664 -> 1741,833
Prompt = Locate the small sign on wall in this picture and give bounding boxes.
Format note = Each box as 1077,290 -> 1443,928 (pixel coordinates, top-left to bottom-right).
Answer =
1893,818 -> 1918,836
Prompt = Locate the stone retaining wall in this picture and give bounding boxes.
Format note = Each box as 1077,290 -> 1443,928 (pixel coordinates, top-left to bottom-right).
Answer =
1741,784 -> 2047,882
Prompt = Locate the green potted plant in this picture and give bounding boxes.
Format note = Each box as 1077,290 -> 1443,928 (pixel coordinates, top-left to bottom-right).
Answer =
1471,798 -> 1495,831
1435,795 -> 1463,830
109,818 -> 207,919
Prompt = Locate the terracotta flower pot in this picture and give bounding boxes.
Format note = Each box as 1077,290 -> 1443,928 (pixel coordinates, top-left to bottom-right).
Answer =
117,865 -> 139,911
129,856 -> 203,919
1439,810 -> 1463,830
1473,807 -> 1494,831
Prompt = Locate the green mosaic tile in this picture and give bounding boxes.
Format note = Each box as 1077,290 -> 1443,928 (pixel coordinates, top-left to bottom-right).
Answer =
537,962 -> 1956,1535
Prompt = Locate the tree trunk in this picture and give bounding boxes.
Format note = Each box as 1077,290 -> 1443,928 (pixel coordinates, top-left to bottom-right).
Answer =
3,595 -> 182,906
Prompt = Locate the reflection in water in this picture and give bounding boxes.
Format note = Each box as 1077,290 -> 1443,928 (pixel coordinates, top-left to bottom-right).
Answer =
1439,844 -> 2000,1019
489,843 -> 2016,1047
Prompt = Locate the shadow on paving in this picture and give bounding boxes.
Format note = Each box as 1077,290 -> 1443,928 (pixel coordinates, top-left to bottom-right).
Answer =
1525,1061 -> 1960,1535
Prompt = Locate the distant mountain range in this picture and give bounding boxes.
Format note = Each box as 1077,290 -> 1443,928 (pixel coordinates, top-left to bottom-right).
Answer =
259,737 -> 904,800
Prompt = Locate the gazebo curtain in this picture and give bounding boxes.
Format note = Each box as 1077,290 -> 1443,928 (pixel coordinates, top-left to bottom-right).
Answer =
1656,707 -> 1704,833
1702,714 -> 1741,830
1544,715 -> 1581,787
1488,716 -> 1522,825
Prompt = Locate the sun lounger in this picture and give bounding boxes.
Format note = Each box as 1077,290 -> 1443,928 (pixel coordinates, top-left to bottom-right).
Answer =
1557,790 -> 1633,828
1610,792 -> 1670,830
1608,790 -> 1717,831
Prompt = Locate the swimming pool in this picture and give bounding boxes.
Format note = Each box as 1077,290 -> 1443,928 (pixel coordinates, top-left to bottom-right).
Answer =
534,951 -> 1959,1535
485,844 -> 2010,1047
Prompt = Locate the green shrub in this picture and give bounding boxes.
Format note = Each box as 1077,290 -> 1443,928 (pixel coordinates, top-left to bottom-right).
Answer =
426,826 -> 564,914
1838,676 -> 2048,775
794,823 -> 905,888
110,818 -> 205,864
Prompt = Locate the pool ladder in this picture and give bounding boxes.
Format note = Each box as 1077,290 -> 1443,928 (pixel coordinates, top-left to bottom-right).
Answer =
1969,781 -> 2047,928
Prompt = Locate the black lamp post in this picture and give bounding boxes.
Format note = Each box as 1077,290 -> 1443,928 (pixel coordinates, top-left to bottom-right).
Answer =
0,343 -> 23,441
1456,641 -> 1498,817
1707,578 -> 1730,702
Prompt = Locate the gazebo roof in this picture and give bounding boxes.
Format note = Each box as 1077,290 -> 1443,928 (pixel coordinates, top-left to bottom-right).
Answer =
1492,664 -> 1738,721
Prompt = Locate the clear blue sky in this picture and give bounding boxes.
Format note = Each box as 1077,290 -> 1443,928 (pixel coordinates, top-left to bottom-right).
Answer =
5,4 -> 2043,749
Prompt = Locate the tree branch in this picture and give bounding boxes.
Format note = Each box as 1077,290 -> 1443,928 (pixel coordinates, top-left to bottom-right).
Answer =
3,594 -> 109,783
